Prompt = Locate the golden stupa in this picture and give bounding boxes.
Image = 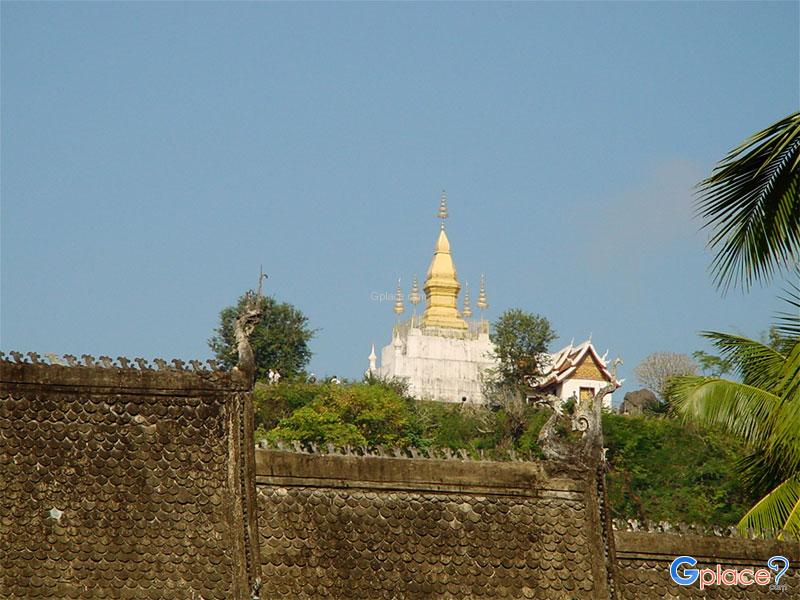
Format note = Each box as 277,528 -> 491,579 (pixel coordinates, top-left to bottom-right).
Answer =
421,191 -> 468,330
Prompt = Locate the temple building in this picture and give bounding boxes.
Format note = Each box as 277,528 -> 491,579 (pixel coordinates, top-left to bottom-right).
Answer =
529,339 -> 622,409
368,192 -> 622,407
368,192 -> 497,403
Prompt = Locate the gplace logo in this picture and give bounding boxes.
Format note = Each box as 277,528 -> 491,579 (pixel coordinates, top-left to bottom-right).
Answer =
670,555 -> 790,591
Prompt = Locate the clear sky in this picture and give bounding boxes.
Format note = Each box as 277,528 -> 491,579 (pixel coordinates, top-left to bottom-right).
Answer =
2,2 -> 798,390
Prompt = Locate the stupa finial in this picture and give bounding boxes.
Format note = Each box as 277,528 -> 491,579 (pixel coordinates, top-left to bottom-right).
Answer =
409,275 -> 420,306
476,274 -> 488,311
393,278 -> 405,315
437,190 -> 448,229
462,282 -> 473,318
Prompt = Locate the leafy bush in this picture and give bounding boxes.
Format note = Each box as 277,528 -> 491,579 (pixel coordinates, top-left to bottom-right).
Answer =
259,380 -> 415,447
603,413 -> 754,526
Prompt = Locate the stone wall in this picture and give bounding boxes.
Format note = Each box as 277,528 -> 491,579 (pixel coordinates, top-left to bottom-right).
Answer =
0,358 -> 261,599
4,353 -> 799,600
255,448 -> 613,599
614,530 -> 799,599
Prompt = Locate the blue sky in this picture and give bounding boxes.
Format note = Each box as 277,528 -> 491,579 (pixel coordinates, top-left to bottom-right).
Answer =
2,2 -> 798,389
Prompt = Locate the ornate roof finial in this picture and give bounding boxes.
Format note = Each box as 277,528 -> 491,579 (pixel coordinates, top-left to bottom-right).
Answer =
476,274 -> 488,311
409,275 -> 420,306
438,190 -> 448,229
462,282 -> 473,318
393,278 -> 405,315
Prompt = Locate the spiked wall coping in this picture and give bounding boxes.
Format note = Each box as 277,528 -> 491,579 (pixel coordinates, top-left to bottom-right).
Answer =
0,359 -> 261,599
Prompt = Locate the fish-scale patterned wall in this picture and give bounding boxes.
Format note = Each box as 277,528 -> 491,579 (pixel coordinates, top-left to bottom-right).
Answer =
0,361 -> 257,599
255,449 -> 610,599
614,531 -> 799,599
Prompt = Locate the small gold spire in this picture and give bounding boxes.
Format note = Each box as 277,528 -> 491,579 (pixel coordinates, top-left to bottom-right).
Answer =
437,190 -> 448,229
476,274 -> 488,310
409,275 -> 420,306
393,278 -> 405,315
462,282 -> 473,318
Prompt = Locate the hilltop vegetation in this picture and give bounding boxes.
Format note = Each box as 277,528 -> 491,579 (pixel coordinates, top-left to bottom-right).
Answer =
254,379 -> 755,527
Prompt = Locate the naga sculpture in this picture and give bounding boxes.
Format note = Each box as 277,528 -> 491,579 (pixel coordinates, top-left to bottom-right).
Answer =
233,270 -> 266,385
537,358 -> 623,464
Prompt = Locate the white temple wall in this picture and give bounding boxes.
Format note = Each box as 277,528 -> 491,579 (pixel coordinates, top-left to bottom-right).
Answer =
558,379 -> 614,409
377,328 -> 497,403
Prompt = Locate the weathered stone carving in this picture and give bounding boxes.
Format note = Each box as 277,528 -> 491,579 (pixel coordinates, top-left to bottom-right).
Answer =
232,272 -> 266,385
45,352 -> 64,365
537,358 -> 622,465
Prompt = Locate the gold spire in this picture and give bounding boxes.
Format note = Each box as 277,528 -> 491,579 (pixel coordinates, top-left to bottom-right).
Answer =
393,278 -> 405,315
422,193 -> 467,330
477,274 -> 488,310
462,282 -> 473,318
409,275 -> 420,306
437,190 -> 448,229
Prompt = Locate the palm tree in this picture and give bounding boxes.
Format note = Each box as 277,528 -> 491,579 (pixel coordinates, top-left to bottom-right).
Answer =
697,112 -> 800,293
667,305 -> 799,538
667,113 -> 800,538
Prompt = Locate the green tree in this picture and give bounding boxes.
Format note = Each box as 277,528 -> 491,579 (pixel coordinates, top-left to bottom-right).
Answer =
667,324 -> 799,538
265,406 -> 368,447
666,114 -> 800,538
603,412 -> 753,527
208,294 -> 314,381
696,112 -> 800,293
490,309 -> 557,389
692,350 -> 734,378
764,324 -> 797,356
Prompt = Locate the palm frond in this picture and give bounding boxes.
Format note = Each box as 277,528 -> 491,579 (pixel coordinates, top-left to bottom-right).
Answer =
775,274 -> 800,339
696,112 -> 800,293
667,376 -> 782,447
774,339 -> 800,400
700,331 -> 786,389
737,449 -> 793,500
762,342 -> 800,473
737,475 -> 800,539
